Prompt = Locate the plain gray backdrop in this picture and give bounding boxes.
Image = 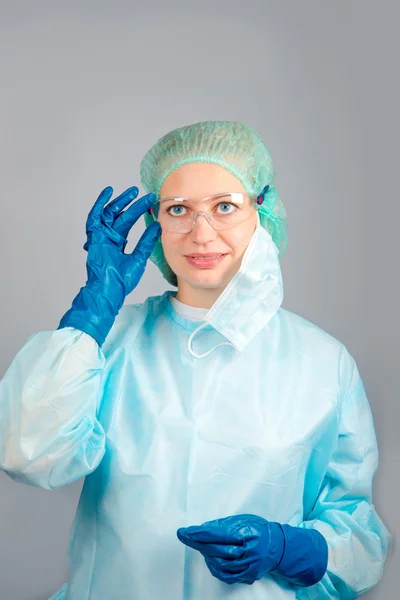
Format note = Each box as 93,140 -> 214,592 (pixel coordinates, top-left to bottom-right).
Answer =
0,1 -> 398,598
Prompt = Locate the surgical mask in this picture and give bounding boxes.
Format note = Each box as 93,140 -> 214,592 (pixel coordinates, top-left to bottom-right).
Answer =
187,212 -> 284,359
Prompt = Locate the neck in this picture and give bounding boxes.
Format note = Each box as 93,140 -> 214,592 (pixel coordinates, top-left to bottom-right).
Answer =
175,279 -> 227,308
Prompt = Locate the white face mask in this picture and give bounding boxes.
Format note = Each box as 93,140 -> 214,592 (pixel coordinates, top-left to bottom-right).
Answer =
187,213 -> 284,359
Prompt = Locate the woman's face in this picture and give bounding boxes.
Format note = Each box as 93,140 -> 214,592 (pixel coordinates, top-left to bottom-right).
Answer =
159,163 -> 258,291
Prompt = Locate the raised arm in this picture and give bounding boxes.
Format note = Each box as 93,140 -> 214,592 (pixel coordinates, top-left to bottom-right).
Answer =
0,184 -> 160,490
0,328 -> 106,489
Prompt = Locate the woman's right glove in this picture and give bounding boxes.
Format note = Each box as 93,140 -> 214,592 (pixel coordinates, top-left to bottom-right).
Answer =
57,185 -> 161,347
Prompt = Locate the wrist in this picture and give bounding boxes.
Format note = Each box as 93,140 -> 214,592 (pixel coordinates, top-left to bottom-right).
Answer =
267,522 -> 286,571
270,524 -> 328,587
57,283 -> 120,347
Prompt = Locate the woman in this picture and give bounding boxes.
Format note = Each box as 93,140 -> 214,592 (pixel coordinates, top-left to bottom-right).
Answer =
0,121 -> 391,599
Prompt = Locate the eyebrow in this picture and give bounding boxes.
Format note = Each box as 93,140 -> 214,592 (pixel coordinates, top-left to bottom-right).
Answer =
159,192 -> 244,201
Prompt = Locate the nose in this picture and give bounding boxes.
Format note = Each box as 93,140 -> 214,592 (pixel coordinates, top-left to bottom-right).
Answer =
189,212 -> 218,243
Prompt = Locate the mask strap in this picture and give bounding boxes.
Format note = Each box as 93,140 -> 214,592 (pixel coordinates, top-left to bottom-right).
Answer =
187,322 -> 236,359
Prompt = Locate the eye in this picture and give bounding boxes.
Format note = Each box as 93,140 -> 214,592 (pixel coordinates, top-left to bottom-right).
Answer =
215,202 -> 238,215
167,205 -> 188,217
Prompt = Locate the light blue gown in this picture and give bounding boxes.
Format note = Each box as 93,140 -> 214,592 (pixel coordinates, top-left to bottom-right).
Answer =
0,225 -> 391,599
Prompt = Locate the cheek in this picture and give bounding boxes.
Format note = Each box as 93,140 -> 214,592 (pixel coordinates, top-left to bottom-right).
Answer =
222,222 -> 256,255
160,232 -> 184,262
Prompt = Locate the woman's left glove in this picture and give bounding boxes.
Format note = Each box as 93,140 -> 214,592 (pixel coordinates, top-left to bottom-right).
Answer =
177,514 -> 328,587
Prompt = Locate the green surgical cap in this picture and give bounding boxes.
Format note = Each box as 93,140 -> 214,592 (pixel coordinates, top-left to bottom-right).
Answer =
140,120 -> 288,287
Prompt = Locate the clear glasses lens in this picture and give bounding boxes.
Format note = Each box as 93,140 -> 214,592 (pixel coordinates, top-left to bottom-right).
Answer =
150,193 -> 256,233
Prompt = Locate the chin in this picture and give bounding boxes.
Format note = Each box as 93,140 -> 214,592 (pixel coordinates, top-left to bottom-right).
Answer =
186,277 -> 227,290
175,262 -> 237,290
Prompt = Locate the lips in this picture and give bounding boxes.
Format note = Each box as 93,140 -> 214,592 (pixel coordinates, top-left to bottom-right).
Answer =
185,253 -> 228,269
185,253 -> 225,259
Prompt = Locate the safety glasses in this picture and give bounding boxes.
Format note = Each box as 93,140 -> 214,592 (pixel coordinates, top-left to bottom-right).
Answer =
148,192 -> 258,233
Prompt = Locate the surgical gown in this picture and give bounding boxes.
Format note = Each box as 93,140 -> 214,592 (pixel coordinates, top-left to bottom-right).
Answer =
0,225 -> 391,599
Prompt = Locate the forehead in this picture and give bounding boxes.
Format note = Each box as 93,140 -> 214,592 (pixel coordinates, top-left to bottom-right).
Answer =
159,163 -> 247,198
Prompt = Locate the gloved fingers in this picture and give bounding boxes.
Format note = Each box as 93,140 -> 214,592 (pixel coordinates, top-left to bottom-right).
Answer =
177,528 -> 245,559
179,537 -> 245,560
129,221 -> 161,266
206,555 -> 251,573
112,192 -> 157,238
204,555 -> 237,585
86,186 -> 114,230
205,555 -> 258,585
178,521 -> 246,545
103,186 -> 139,227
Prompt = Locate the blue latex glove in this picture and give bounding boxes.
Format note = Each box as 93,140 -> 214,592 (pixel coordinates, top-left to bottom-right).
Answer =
58,185 -> 161,347
177,514 -> 328,587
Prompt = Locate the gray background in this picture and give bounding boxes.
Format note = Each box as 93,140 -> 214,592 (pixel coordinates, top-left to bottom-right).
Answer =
0,1 -> 398,598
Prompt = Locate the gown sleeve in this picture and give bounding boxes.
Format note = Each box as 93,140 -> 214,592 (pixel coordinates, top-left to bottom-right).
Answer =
294,350 -> 392,599
0,327 -> 106,490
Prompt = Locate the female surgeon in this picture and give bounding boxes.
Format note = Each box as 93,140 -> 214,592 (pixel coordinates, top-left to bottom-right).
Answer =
0,121 -> 392,599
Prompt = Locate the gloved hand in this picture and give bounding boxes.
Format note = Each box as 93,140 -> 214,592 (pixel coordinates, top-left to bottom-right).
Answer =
57,185 -> 161,347
177,514 -> 328,587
